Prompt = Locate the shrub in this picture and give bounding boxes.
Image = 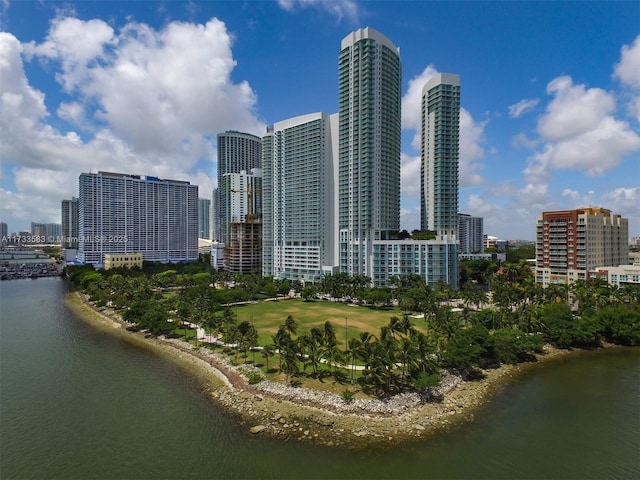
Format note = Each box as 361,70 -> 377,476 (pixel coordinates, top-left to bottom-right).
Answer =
341,389 -> 354,403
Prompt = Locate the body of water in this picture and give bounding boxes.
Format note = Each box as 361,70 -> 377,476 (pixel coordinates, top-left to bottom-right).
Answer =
1,277 -> 638,479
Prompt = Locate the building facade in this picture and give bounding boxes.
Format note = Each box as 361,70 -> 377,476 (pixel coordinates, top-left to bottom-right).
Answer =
198,198 -> 211,239
61,198 -> 79,248
421,73 -> 460,236
338,27 -> 402,278
535,207 -> 629,286
371,239 -> 459,288
458,213 -> 483,254
30,222 -> 62,242
77,171 -> 198,265
104,253 -> 143,270
216,131 -> 262,244
220,169 -> 262,273
262,112 -> 339,283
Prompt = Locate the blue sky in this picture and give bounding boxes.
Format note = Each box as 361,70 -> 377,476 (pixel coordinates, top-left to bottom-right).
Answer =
1,0 -> 639,240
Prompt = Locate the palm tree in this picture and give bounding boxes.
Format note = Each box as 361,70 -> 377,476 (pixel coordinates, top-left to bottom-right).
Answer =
284,315 -> 298,336
262,344 -> 275,372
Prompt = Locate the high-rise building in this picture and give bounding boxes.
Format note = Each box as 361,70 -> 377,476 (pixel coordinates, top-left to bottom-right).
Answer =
216,131 -> 262,245
198,198 -> 211,239
262,113 -> 339,282
458,213 -> 483,254
0,222 -> 8,243
30,222 -> 62,242
220,169 -> 262,273
421,73 -> 460,236
338,27 -> 402,277
61,198 -> 79,248
77,171 -> 198,265
535,207 -> 629,286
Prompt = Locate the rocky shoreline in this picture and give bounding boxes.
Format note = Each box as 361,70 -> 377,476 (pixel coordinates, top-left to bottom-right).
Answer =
64,290 -> 579,449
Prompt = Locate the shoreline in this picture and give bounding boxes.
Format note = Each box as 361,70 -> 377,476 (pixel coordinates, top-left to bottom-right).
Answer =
63,289 -> 606,449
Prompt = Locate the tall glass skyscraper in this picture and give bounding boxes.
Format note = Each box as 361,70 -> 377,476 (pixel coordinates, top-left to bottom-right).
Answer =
338,27 -> 401,277
198,198 -> 211,239
61,198 -> 79,249
216,131 -> 262,243
421,73 -> 460,235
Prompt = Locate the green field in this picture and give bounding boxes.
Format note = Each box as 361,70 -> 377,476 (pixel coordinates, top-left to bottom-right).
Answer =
230,298 -> 426,347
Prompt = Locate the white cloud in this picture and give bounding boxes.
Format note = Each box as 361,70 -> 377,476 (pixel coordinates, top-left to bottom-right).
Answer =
402,64 -> 438,150
613,35 -> 640,89
400,153 -> 421,199
511,132 -> 539,149
561,188 -> 580,202
459,108 -> 485,187
525,75 -> 640,183
0,16 -> 265,230
277,0 -> 359,22
538,76 -> 615,141
508,98 -> 539,118
613,35 -> 640,122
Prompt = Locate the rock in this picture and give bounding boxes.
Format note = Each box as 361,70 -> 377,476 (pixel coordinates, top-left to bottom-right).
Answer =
412,424 -> 425,431
304,430 -> 309,436
250,425 -> 266,434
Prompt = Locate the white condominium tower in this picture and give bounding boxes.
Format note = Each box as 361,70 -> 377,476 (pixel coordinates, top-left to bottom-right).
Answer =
338,27 -> 402,277
216,131 -> 262,243
421,73 -> 460,237
262,113 -> 339,282
77,171 -> 198,264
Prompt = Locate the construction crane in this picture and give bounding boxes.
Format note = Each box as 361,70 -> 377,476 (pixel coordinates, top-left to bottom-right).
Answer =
230,185 -> 262,223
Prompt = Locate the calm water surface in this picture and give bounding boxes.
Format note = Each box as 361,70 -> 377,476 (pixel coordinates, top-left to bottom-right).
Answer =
1,277 -> 638,479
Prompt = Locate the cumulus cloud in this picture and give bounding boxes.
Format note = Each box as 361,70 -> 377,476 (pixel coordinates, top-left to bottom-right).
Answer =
401,64 -> 438,149
524,75 -> 640,183
277,0 -> 359,22
508,98 -> 539,118
613,35 -> 640,122
613,35 -> 640,89
0,16 -> 265,229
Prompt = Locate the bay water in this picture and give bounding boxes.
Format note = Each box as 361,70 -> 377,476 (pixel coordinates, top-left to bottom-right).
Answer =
1,277 -> 638,479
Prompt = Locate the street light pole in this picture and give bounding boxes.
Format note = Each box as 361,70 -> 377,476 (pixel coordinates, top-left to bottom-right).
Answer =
345,316 -> 348,348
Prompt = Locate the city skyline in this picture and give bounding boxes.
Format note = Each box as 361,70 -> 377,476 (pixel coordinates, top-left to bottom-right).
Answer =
1,1 -> 639,239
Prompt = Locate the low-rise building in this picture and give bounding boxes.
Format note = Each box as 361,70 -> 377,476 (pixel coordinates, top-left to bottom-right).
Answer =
104,253 -> 143,270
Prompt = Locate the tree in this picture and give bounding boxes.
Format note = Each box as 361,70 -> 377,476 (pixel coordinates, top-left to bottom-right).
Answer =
540,302 -> 576,348
284,315 -> 298,336
262,344 -> 275,371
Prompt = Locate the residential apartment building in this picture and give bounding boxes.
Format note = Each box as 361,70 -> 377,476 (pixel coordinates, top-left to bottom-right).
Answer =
77,171 -> 198,265
216,131 -> 262,243
458,213 -> 483,254
372,239 -> 459,288
421,73 -> 460,237
30,222 -> 62,242
262,112 -> 339,283
535,207 -> 629,286
338,27 -> 402,278
220,169 -> 262,273
61,198 -> 79,248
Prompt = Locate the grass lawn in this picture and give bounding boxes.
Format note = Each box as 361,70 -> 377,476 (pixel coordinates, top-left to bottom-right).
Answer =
230,298 -> 427,348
